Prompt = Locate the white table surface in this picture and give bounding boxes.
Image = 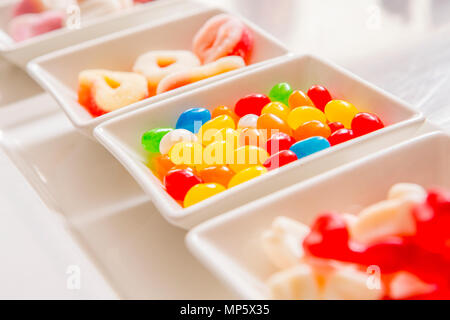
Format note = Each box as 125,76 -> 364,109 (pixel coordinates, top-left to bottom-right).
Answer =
0,0 -> 449,299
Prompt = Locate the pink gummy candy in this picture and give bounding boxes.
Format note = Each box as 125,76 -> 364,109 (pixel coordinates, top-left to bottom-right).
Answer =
9,10 -> 65,42
12,0 -> 45,17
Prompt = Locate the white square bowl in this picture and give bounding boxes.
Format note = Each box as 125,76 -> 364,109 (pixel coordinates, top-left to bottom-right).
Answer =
0,0 -> 205,68
93,54 -> 424,230
27,7 -> 289,137
186,132 -> 450,299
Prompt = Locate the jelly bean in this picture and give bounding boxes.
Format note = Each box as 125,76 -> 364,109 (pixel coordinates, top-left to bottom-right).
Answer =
198,165 -> 235,187
198,115 -> 236,145
235,94 -> 271,117
263,150 -> 298,171
307,85 -> 332,111
351,112 -> 384,137
239,128 -> 266,148
176,107 -> 211,133
152,154 -> 175,180
328,128 -> 355,146
169,142 -> 204,168
228,165 -> 268,188
324,100 -> 358,128
203,140 -> 234,166
212,105 -> 239,123
328,121 -> 345,133
142,128 -> 172,153
289,136 -> 330,159
269,82 -> 293,106
293,120 -> 331,141
257,113 -> 292,136
164,169 -> 202,201
261,102 -> 290,122
265,132 -> 296,155
287,106 -> 327,130
184,183 -> 226,207
238,114 -> 259,129
229,145 -> 269,173
213,128 -> 240,147
288,90 -> 314,109
159,129 -> 198,154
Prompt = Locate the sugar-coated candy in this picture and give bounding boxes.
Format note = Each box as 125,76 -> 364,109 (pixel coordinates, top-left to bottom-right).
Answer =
328,128 -> 354,146
239,128 -> 266,148
324,100 -> 358,129
287,106 -> 327,130
288,90 -> 314,109
164,169 -> 202,201
198,165 -> 235,187
289,136 -> 330,159
175,107 -> 211,133
263,150 -> 298,171
13,0 -> 46,16
257,113 -> 292,136
351,112 -> 384,137
159,129 -> 198,155
229,145 -> 269,173
212,105 -> 239,123
169,142 -> 204,169
142,128 -> 173,153
294,120 -> 331,141
78,69 -> 148,117
203,140 -> 234,166
328,122 -> 345,133
307,85 -> 332,111
199,115 -> 236,145
192,14 -> 254,64
228,165 -> 267,188
261,102 -> 290,122
184,183 -> 226,207
237,114 -> 259,129
235,94 -> 271,117
8,10 -> 65,42
269,83 -> 293,106
265,132 -> 296,155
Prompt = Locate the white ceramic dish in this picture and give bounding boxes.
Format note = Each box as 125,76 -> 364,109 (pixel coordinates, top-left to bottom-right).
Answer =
186,132 -> 450,299
0,0 -> 203,68
94,54 -> 424,230
27,7 -> 289,137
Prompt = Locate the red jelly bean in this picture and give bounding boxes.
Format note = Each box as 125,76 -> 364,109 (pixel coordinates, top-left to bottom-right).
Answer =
307,85 -> 332,111
263,150 -> 298,171
164,169 -> 202,201
351,112 -> 384,137
328,121 -> 345,133
234,94 -> 271,117
265,132 -> 296,155
328,128 -> 355,146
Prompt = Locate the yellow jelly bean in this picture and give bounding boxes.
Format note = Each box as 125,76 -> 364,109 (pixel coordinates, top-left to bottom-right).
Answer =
287,106 -> 327,130
324,100 -> 359,128
213,127 -> 240,148
261,102 -> 290,122
198,115 -> 236,145
184,183 -> 226,207
228,165 -> 268,188
229,145 -> 269,173
169,142 -> 204,170
203,140 -> 235,166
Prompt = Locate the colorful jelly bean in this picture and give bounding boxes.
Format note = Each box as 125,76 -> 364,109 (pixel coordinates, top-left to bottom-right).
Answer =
198,165 -> 235,187
212,105 -> 239,123
142,128 -> 172,153
169,141 -> 204,168
269,82 -> 293,106
235,94 -> 271,117
238,114 -> 259,129
203,140 -> 234,166
213,128 -> 240,147
287,106 -> 327,130
328,121 -> 345,133
257,113 -> 292,136
184,183 -> 226,207
324,100 -> 358,129
261,102 -> 290,122
152,154 -> 175,180
351,112 -> 384,137
230,145 -> 269,173
307,85 -> 332,111
176,107 -> 211,133
228,165 -> 267,188
159,129 -> 198,154
265,132 -> 296,155
288,90 -> 314,109
239,128 -> 266,148
289,136 -> 330,159
263,150 -> 298,171
293,120 -> 331,141
164,169 -> 202,201
328,128 -> 355,146
199,115 -> 236,145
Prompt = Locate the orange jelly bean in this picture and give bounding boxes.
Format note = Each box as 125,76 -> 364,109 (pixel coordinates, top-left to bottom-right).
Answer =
288,90 -> 314,109
294,120 -> 331,141
212,105 -> 239,123
257,113 -> 292,136
239,128 -> 266,147
152,154 -> 175,179
198,165 -> 235,187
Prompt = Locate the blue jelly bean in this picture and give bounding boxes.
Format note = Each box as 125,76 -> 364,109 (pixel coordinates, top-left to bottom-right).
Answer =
289,136 -> 330,159
176,108 -> 211,133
